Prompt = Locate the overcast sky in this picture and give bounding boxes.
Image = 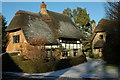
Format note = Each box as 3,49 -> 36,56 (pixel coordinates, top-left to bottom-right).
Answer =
2,2 -> 106,26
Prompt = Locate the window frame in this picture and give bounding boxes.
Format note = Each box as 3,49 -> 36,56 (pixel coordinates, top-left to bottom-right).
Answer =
13,35 -> 20,44
74,50 -> 78,56
62,51 -> 70,57
99,35 -> 103,39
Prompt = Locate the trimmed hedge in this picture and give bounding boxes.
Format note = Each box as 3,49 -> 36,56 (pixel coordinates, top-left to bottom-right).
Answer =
5,54 -> 87,73
2,53 -> 22,72
8,52 -> 19,56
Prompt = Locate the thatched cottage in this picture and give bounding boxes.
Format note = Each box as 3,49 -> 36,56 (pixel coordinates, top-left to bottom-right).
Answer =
91,19 -> 114,56
6,2 -> 82,59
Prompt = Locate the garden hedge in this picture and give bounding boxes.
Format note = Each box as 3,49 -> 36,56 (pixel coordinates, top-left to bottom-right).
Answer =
3,53 -> 87,73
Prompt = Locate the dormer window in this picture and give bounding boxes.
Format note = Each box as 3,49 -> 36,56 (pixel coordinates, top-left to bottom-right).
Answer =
99,35 -> 103,39
13,35 -> 20,43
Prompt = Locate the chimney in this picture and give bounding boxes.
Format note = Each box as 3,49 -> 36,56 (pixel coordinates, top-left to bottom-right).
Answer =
40,2 -> 47,14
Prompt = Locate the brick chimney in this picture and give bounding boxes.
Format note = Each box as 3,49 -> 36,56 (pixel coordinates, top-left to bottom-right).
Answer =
40,2 -> 47,14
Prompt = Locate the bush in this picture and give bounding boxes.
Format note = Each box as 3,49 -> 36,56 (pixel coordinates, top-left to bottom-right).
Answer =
103,43 -> 120,65
93,54 -> 100,59
7,55 -> 87,73
54,59 -> 71,70
88,53 -> 94,58
11,56 -> 49,73
54,55 -> 87,70
8,52 -> 19,56
18,61 -> 50,73
70,55 -> 87,65
12,55 -> 24,62
87,53 -> 101,59
24,38 -> 47,62
2,53 -> 22,72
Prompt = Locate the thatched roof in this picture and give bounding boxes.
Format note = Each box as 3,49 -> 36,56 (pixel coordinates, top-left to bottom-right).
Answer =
94,39 -> 104,48
6,10 -> 82,44
91,19 -> 115,42
95,19 -> 115,33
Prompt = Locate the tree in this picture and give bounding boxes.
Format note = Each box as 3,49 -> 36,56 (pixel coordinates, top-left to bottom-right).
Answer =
24,37 -> 47,62
103,1 -> 120,65
0,14 -> 8,53
105,1 -> 120,22
63,7 -> 91,39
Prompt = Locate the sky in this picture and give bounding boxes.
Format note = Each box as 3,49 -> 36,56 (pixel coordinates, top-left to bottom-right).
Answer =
2,2 -> 106,26
2,0 -> 117,2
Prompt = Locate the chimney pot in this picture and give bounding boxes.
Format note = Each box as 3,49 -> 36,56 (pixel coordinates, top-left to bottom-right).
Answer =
40,2 -> 47,14
41,2 -> 46,8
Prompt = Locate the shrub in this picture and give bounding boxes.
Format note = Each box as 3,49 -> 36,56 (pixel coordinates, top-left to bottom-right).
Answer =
11,56 -> 46,73
51,55 -> 87,71
88,53 -> 94,58
54,59 -> 71,70
2,53 -> 22,72
103,43 -> 120,65
52,49 -> 61,60
70,55 -> 87,65
12,55 -> 24,62
8,54 -> 87,73
23,38 -> 47,62
93,54 -> 100,59
8,52 -> 19,56
87,53 -> 101,59
18,61 -> 50,73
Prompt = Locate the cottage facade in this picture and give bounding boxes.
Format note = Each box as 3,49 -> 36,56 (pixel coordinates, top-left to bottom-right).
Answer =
91,32 -> 106,56
91,19 -> 114,56
6,2 -> 82,59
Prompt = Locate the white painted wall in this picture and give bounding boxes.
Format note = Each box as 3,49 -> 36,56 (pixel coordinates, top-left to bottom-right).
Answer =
45,39 -> 82,50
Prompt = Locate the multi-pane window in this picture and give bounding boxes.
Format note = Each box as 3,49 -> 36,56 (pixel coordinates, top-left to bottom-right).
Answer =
62,51 -> 69,57
13,35 -> 20,43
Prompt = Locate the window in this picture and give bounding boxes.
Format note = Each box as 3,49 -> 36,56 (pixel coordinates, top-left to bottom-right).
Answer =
99,35 -> 103,39
61,39 -> 77,44
47,51 -> 51,58
13,35 -> 20,43
62,51 -> 69,57
74,50 -> 78,56
99,48 -> 103,52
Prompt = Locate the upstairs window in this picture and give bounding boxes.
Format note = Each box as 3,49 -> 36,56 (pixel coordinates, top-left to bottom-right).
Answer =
99,35 -> 103,39
13,35 -> 20,43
